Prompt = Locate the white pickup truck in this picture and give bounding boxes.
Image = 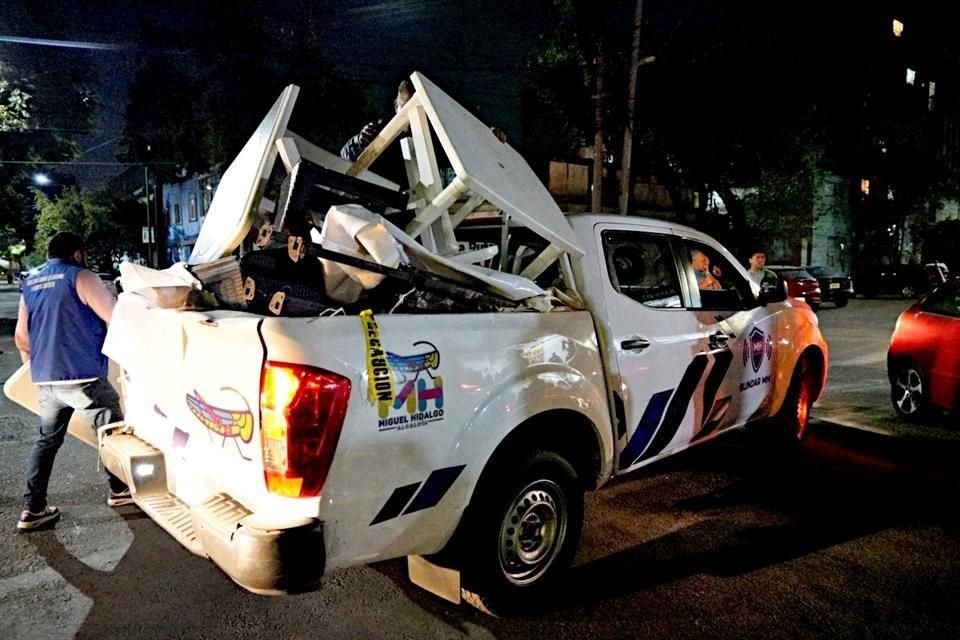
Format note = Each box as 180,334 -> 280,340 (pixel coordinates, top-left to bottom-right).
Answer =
10,73 -> 828,614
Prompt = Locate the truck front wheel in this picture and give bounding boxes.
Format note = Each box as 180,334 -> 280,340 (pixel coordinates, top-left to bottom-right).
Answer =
774,356 -> 817,447
461,450 -> 583,615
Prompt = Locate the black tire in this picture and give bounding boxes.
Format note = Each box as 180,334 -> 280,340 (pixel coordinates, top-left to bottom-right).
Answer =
891,364 -> 928,420
460,449 -> 583,616
834,294 -> 848,308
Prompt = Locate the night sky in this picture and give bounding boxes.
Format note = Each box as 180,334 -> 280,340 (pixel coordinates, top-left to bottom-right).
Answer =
2,0 -> 550,187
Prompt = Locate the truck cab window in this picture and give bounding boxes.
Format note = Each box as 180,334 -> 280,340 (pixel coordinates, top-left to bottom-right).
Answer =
602,231 -> 682,308
680,240 -> 752,310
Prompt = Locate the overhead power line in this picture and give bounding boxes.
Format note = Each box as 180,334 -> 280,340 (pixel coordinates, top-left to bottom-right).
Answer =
0,35 -> 129,51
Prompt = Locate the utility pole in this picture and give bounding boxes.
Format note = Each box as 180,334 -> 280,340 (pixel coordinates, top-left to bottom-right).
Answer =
591,40 -> 606,213
619,0 -> 647,215
143,165 -> 153,267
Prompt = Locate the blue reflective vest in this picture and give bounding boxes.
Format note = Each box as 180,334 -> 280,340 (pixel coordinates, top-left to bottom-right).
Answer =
22,259 -> 108,383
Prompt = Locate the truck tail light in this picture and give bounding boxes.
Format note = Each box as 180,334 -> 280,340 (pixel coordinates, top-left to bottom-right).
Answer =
260,362 -> 351,498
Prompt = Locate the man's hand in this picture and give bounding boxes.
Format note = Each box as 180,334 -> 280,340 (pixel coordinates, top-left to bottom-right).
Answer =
358,121 -> 379,146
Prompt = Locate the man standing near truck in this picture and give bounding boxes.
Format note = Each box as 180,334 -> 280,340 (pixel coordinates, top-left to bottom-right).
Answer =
746,248 -> 777,288
14,232 -> 133,531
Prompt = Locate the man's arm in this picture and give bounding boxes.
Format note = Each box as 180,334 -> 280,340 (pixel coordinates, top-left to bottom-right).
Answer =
14,297 -> 30,363
75,270 -> 116,323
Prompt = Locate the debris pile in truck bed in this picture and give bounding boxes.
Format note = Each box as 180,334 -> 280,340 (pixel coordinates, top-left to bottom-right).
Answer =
122,72 -> 586,316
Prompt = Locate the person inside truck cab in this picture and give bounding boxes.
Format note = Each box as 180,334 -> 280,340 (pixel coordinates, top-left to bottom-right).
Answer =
691,249 -> 722,290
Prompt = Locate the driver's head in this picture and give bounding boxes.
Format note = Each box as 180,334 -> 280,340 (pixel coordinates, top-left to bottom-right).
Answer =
691,249 -> 709,272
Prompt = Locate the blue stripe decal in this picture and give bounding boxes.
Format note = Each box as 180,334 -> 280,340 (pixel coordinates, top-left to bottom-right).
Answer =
694,396 -> 731,442
370,482 -> 421,526
638,353 -> 709,462
694,350 -> 733,440
403,465 -> 467,515
618,389 -> 672,470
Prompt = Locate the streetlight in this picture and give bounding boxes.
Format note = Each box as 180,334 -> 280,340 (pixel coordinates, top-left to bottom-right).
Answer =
32,172 -> 51,187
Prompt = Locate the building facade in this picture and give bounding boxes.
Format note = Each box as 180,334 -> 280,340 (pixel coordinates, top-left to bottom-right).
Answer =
162,172 -> 219,264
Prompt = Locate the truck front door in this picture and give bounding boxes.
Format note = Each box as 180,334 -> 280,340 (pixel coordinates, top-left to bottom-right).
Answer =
595,225 -> 771,475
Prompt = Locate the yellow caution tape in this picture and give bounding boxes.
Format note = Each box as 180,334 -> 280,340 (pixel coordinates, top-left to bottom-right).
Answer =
360,309 -> 395,419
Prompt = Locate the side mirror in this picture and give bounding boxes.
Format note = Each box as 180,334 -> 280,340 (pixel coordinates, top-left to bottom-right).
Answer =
757,277 -> 787,306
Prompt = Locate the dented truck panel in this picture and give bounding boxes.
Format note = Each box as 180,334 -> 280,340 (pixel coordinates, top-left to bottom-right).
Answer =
258,310 -> 611,571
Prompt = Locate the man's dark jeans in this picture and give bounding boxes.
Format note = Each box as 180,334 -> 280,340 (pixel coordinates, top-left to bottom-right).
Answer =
23,378 -> 127,512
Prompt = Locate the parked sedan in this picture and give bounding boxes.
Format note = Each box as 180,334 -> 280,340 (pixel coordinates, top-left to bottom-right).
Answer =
806,265 -> 854,308
856,262 -> 947,299
767,265 -> 822,311
887,279 -> 960,419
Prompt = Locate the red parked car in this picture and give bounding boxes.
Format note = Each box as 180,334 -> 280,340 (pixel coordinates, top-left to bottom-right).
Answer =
768,266 -> 822,311
887,279 -> 960,419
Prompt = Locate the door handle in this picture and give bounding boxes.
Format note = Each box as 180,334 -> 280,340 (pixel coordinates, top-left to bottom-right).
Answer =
708,331 -> 730,349
621,338 -> 651,351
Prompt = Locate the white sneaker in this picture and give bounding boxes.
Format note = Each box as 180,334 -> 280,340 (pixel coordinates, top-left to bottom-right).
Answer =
17,506 -> 60,530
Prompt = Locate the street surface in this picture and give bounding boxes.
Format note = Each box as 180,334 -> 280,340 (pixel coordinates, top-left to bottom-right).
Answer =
1,292 -> 958,639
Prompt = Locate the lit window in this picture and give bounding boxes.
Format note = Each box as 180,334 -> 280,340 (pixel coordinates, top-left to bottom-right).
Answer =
887,187 -> 894,201
893,19 -> 904,37
906,68 -> 916,85
189,195 -> 198,222
860,179 -> 870,195
201,184 -> 212,217
929,81 -> 937,111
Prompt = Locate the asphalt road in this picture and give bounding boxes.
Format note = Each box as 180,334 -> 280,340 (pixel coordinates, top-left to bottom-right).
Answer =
1,293 -> 959,639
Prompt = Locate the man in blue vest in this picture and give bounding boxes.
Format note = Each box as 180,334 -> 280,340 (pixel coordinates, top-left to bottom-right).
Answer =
14,232 -> 132,531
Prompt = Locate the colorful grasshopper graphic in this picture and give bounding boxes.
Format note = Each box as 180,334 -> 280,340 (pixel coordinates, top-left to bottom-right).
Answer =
386,341 -> 440,381
186,389 -> 254,459
383,341 -> 443,418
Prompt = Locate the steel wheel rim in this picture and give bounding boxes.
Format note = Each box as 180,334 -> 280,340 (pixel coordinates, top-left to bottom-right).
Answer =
894,368 -> 923,415
498,479 -> 567,586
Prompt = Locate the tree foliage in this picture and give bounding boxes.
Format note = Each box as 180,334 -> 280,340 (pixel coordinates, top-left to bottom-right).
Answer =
121,2 -> 373,184
0,1 -> 96,253
33,188 -> 140,271
0,68 -> 31,132
524,0 -> 956,261
521,0 -> 632,178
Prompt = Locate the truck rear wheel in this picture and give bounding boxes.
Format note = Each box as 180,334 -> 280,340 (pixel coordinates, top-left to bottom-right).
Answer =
460,449 -> 583,615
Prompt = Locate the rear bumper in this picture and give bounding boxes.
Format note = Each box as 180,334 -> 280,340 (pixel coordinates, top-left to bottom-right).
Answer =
98,424 -> 325,595
821,285 -> 853,301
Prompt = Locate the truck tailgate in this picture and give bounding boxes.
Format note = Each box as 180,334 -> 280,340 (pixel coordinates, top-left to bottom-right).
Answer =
103,292 -> 268,508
